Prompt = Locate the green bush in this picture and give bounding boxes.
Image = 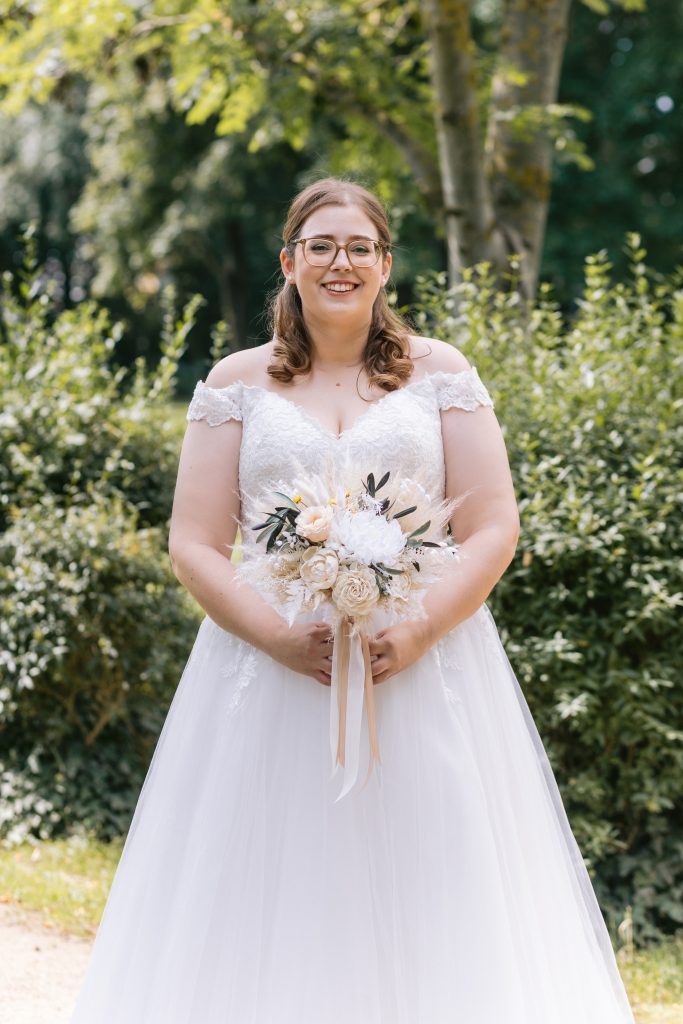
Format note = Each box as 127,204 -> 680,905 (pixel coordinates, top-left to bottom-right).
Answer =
0,494 -> 198,842
413,233 -> 683,945
0,255 -> 201,842
0,262 -> 198,533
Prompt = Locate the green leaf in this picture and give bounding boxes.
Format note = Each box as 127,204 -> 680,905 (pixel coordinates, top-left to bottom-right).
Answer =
393,505 -> 418,520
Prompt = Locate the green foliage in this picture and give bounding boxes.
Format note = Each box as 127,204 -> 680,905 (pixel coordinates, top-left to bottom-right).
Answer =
548,2 -> 683,300
412,234 -> 683,945
0,250 -> 201,843
0,2 -> 430,153
1,0 -> 680,356
0,247 -> 199,531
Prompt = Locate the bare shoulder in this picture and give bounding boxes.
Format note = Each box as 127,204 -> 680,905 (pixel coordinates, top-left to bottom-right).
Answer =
204,342 -> 274,389
407,335 -> 472,377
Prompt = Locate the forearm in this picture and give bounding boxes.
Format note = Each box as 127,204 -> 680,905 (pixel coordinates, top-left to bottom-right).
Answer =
421,526 -> 518,646
169,542 -> 287,655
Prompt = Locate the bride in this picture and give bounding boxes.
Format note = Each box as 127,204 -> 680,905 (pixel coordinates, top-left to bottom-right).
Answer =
70,177 -> 635,1023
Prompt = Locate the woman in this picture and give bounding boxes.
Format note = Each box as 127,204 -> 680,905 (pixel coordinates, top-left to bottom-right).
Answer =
70,178 -> 635,1023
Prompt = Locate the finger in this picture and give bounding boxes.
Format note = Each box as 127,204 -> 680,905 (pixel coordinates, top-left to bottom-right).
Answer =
370,655 -> 388,677
372,662 -> 394,684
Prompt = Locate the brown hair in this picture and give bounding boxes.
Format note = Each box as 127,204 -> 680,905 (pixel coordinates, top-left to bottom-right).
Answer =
266,177 -> 416,393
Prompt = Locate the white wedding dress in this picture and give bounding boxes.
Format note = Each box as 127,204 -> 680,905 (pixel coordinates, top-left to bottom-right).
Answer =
70,367 -> 635,1024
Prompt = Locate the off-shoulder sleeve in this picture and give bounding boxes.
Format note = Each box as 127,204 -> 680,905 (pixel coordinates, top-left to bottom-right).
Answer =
432,367 -> 494,411
186,380 -> 243,426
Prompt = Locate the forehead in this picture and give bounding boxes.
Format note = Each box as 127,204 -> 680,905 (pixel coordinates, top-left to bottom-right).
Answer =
299,203 -> 378,240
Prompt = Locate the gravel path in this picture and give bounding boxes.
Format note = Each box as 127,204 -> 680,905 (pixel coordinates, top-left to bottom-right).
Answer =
0,902 -> 93,1023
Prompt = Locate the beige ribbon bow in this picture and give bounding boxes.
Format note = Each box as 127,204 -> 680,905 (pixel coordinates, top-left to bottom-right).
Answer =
329,615 -> 381,801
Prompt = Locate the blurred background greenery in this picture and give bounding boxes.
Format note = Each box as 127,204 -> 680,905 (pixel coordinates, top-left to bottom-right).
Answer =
0,0 -> 681,981
0,1 -> 681,386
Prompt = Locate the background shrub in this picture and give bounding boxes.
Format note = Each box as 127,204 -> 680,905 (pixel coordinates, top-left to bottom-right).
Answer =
0,255 -> 201,842
413,233 -> 683,944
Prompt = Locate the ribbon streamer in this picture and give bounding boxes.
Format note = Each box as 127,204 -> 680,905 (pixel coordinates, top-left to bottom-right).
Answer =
329,615 -> 381,801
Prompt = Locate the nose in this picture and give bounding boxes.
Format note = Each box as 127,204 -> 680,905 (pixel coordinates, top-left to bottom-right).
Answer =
330,246 -> 352,271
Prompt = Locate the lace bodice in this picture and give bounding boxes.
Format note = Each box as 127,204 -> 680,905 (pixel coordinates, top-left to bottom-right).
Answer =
186,368 -> 494,549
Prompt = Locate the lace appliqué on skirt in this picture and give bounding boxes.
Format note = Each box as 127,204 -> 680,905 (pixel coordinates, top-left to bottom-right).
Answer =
474,604 -> 507,666
435,631 -> 465,707
220,633 -> 259,717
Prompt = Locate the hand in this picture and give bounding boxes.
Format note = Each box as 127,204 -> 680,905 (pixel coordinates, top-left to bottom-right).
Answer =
268,621 -> 335,687
367,620 -> 433,685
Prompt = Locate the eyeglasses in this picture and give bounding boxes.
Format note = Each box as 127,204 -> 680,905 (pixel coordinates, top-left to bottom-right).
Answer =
290,237 -> 388,268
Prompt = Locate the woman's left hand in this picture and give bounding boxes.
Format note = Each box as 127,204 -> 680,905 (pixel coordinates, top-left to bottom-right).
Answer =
367,620 -> 433,685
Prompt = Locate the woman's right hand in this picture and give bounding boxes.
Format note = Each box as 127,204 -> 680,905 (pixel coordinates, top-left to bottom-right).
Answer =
268,621 -> 335,686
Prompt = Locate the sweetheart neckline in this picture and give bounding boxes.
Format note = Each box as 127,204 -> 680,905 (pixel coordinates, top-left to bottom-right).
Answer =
211,368 -> 471,441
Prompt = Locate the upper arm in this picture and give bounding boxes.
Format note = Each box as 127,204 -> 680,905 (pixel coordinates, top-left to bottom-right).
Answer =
422,338 -> 520,546
168,352 -> 252,563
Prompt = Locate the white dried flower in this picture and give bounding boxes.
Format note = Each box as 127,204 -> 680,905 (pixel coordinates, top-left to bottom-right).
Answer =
390,478 -> 432,534
386,570 -> 412,602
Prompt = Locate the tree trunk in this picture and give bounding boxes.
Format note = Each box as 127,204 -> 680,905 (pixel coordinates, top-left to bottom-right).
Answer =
485,0 -> 573,298
420,0 -> 508,283
216,218 -> 249,349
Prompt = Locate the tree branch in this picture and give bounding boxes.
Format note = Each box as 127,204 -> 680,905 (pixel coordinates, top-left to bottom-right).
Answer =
328,84 -> 443,211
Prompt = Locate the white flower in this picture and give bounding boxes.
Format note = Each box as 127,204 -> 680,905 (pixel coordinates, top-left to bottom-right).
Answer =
271,550 -> 302,580
332,563 -> 380,617
328,508 -> 406,567
390,478 -> 432,534
296,504 -> 334,542
299,547 -> 339,591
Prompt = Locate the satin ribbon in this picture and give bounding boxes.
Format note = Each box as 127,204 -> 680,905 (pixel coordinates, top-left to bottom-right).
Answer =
329,615 -> 381,801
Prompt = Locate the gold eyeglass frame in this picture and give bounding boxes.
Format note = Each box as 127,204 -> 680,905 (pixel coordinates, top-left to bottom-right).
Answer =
289,237 -> 389,268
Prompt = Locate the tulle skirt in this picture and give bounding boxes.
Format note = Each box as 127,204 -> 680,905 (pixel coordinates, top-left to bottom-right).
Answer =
70,602 -> 635,1023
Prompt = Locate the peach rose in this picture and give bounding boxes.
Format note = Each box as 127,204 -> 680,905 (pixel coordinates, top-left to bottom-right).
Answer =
295,504 -> 334,542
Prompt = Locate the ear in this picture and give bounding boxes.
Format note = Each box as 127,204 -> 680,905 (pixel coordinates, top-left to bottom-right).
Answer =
280,247 -> 294,279
382,250 -> 392,284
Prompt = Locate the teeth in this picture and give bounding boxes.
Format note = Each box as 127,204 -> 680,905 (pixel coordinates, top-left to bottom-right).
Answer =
324,283 -> 357,292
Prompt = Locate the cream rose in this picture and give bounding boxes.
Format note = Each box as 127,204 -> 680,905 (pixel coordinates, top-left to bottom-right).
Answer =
332,563 -> 380,618
296,504 -> 334,542
299,547 -> 339,591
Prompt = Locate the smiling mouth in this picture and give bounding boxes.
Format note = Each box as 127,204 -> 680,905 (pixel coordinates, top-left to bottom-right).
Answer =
322,283 -> 360,294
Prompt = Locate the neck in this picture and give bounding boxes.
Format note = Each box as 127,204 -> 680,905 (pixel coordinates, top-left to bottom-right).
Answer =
303,312 -> 371,371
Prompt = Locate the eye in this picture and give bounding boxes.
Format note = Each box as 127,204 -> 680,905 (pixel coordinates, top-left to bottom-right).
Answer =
309,240 -> 334,252
350,244 -> 371,255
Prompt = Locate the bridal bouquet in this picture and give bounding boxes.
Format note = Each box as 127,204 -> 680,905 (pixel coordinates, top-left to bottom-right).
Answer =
236,469 -> 461,632
234,466 -> 463,801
